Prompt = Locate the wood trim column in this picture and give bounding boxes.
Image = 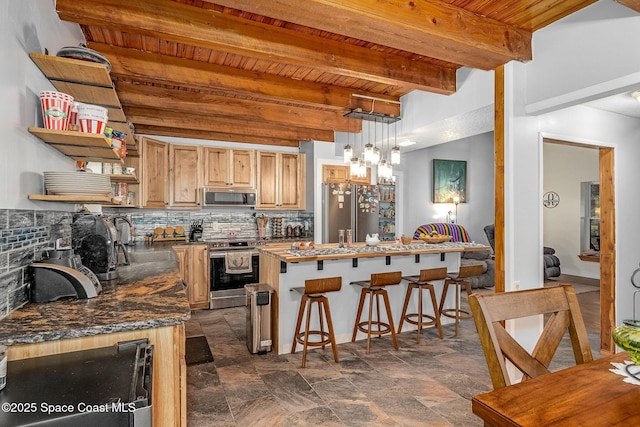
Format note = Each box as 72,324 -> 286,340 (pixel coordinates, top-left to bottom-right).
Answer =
494,65 -> 505,293
599,147 -> 615,353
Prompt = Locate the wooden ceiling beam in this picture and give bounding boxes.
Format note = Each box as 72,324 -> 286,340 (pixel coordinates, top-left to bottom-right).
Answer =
134,125 -> 301,147
56,0 -> 456,94
125,107 -> 336,142
88,42 -> 401,117
206,0 -> 532,70
115,82 -> 361,133
616,0 -> 640,13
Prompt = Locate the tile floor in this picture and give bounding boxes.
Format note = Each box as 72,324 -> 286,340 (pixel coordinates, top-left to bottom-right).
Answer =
185,282 -> 601,427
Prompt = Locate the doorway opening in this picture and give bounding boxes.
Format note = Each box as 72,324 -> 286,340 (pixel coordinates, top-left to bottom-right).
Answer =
542,138 -> 615,354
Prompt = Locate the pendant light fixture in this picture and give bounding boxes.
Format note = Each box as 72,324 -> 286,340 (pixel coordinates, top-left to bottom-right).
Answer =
391,121 -> 401,165
343,99 -> 401,179
363,119 -> 375,163
343,115 -> 353,163
343,144 -> 353,163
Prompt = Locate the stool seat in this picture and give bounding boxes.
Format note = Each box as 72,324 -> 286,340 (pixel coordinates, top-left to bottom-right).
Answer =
291,277 -> 342,368
398,267 -> 447,342
439,264 -> 484,336
351,271 -> 402,353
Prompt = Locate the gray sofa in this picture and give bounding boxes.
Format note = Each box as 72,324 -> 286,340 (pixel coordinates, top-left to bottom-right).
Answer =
413,223 -> 494,289
483,224 -> 561,281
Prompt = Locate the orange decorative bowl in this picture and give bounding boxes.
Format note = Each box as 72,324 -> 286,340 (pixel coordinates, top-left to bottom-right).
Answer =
419,235 -> 452,244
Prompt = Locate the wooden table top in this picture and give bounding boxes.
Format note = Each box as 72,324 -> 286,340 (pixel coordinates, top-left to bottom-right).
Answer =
472,352 -> 640,426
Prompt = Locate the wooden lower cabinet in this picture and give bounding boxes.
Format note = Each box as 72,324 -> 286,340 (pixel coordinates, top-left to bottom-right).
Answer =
174,244 -> 210,309
7,324 -> 187,427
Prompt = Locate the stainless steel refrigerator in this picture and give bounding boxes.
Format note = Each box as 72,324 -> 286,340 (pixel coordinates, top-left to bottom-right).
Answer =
322,183 -> 380,243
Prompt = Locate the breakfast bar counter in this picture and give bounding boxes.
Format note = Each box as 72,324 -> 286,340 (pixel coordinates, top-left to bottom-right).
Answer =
259,241 -> 490,355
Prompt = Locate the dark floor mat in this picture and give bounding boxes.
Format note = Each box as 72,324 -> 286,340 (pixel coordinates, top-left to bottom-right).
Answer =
185,336 -> 214,366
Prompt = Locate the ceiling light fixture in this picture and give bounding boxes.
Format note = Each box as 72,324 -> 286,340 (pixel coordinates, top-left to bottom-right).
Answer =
632,90 -> 640,103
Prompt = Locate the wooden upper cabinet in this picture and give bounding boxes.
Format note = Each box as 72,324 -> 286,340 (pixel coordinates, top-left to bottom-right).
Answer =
257,151 -> 305,210
170,144 -> 201,207
141,137 -> 169,208
203,147 -> 255,189
322,164 -> 370,184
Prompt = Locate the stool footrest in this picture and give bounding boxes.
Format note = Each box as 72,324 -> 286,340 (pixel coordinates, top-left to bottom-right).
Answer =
295,331 -> 332,348
403,313 -> 439,327
441,308 -> 472,320
356,321 -> 392,336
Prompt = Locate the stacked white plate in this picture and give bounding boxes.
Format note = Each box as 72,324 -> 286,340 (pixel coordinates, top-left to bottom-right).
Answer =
44,171 -> 111,196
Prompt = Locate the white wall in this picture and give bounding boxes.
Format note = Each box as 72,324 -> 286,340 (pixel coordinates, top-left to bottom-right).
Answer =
514,0 -> 640,325
543,143 -> 599,278
1,0 -> 86,210
539,106 -> 640,323
526,0 -> 640,114
399,132 -> 494,244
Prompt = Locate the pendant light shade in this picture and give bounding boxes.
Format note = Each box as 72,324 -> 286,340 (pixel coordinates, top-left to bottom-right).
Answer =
378,160 -> 392,179
363,143 -> 375,163
372,147 -> 381,164
350,157 -> 360,176
357,159 -> 367,178
391,146 -> 401,165
343,144 -> 353,163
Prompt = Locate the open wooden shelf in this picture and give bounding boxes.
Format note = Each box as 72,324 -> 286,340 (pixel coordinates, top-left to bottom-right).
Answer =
29,53 -> 135,149
29,127 -> 123,163
29,194 -> 120,205
578,254 -> 600,263
108,173 -> 138,184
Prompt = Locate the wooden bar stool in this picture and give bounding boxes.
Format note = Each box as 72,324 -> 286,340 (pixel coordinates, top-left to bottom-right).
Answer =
439,264 -> 484,336
351,271 -> 402,353
291,276 -> 342,368
399,267 -> 447,342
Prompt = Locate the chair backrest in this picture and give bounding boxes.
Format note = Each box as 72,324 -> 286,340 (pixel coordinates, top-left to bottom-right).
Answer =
413,223 -> 471,242
456,264 -> 484,279
305,276 -> 342,294
371,271 -> 402,287
483,224 -> 495,252
419,267 -> 448,282
468,284 -> 593,390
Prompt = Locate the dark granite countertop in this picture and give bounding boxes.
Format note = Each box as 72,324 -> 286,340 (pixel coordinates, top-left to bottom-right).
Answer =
0,244 -> 191,346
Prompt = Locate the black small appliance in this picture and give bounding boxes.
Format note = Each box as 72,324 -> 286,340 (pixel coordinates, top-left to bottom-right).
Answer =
72,213 -> 119,280
189,219 -> 203,242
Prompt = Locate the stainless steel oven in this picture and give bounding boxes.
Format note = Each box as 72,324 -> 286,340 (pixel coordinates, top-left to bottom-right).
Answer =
209,241 -> 261,309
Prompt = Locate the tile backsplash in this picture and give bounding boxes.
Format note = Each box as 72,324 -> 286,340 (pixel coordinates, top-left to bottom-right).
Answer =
105,209 -> 314,242
0,209 -> 71,318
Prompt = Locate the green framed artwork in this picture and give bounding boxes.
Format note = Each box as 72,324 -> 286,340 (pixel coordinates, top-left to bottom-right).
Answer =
433,159 -> 467,203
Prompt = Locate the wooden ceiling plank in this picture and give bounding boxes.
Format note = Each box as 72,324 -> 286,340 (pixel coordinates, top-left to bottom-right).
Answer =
615,0 -> 640,13
206,0 -> 532,70
115,82 -> 361,132
87,42 -> 401,117
126,108 -> 335,142
56,0 -> 455,94
135,125 -> 300,147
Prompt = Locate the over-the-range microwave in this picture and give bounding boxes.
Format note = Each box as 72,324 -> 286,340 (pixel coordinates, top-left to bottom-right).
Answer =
201,188 -> 256,207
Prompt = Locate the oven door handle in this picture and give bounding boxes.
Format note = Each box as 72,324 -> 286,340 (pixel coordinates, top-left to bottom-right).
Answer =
209,251 -> 259,259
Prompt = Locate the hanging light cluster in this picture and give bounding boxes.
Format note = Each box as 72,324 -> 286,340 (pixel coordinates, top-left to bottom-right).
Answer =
343,111 -> 400,181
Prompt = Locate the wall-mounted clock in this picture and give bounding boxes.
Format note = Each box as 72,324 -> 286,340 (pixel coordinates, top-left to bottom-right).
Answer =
543,191 -> 560,208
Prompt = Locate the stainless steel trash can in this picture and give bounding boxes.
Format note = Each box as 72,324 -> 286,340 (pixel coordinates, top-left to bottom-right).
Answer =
245,283 -> 274,354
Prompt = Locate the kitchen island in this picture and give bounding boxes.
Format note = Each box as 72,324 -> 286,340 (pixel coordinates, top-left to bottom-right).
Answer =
259,241 -> 490,355
0,245 -> 190,427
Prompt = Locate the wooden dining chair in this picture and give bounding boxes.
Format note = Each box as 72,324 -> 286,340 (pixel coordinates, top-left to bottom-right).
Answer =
468,284 -> 593,390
